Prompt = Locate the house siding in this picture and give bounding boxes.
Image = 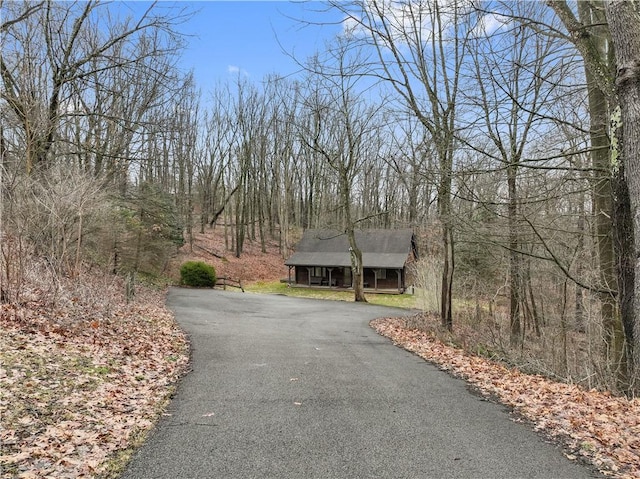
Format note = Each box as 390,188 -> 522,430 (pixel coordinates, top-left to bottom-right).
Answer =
362,268 -> 404,290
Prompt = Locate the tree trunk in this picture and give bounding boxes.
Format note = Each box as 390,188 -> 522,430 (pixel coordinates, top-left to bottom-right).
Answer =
348,231 -> 366,302
586,69 -> 625,380
341,172 -> 366,303
551,0 -> 631,390
575,175 -> 586,331
508,163 -> 522,345
441,224 -> 454,330
605,0 -> 640,391
613,163 -> 635,385
438,147 -> 454,331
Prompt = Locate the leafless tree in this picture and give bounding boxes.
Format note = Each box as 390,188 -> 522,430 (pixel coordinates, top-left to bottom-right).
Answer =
196,83 -> 239,234
464,1 -> 569,344
0,0 -> 192,298
548,0 -> 635,392
298,40 -> 384,301
327,0 -> 473,328
604,0 -> 640,390
0,0 -> 189,175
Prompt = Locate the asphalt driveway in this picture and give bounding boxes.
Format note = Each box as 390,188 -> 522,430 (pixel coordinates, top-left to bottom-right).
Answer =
120,288 -> 600,479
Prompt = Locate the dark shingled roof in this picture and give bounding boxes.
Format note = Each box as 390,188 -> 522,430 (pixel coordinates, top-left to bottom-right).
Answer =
285,229 -> 416,269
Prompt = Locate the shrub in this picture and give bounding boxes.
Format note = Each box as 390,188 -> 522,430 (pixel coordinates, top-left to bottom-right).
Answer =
180,261 -> 216,288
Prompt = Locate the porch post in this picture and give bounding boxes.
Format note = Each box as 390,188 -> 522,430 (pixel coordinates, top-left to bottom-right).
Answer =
397,269 -> 402,292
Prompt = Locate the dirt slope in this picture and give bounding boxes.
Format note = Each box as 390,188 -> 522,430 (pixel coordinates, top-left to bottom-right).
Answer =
168,230 -> 289,285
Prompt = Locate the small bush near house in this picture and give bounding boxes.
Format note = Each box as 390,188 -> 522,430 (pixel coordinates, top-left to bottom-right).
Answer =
180,261 -> 216,287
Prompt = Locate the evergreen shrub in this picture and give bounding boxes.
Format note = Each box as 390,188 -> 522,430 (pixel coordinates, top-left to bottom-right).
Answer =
180,261 -> 217,287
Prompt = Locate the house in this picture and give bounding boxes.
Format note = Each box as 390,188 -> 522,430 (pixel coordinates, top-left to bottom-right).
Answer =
284,229 -> 418,294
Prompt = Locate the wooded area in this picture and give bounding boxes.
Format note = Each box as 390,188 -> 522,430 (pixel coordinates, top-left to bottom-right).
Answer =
1,0 -> 640,396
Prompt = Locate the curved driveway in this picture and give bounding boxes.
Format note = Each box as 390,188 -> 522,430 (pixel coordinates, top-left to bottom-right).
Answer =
121,288 -> 600,479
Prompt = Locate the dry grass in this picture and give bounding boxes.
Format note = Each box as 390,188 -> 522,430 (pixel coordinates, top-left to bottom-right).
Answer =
246,280 -> 419,308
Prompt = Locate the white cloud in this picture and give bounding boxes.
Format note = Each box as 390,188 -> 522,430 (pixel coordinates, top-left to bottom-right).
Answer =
227,65 -> 249,76
472,12 -> 508,38
341,1 -> 500,46
340,1 -> 439,47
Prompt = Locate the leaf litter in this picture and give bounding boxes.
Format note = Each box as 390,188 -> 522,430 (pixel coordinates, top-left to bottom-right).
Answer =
371,316 -> 640,479
0,277 -> 189,479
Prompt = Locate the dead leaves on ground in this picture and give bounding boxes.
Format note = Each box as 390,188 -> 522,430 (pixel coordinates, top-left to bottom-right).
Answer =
371,317 -> 640,479
1,285 -> 189,479
169,231 -> 289,283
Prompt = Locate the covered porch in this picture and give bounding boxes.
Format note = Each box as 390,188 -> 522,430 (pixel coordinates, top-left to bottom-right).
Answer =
287,265 -> 406,294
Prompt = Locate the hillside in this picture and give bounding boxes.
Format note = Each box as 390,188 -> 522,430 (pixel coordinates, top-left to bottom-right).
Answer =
168,229 -> 290,285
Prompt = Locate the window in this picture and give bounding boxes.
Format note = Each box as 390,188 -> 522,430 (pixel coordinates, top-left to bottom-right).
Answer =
376,269 -> 387,279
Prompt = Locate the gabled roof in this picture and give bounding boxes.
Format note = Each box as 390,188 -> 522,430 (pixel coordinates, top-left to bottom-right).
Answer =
285,229 -> 417,269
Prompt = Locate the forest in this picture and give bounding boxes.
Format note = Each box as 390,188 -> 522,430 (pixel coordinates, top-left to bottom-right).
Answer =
1,0 -> 640,398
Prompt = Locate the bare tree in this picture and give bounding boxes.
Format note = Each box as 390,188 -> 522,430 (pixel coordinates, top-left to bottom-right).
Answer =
264,76 -> 301,257
604,0 -> 640,389
329,0 -> 472,328
298,41 -> 384,302
197,83 -> 239,233
386,115 -> 436,226
465,2 -> 566,344
548,0 -> 634,391
0,0 -> 195,301
0,1 -> 189,174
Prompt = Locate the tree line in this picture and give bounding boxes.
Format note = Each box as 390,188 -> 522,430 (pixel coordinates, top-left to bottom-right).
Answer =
1,0 -> 639,395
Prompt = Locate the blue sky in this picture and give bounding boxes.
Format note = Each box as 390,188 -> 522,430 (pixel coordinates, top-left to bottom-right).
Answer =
173,1 -> 343,88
